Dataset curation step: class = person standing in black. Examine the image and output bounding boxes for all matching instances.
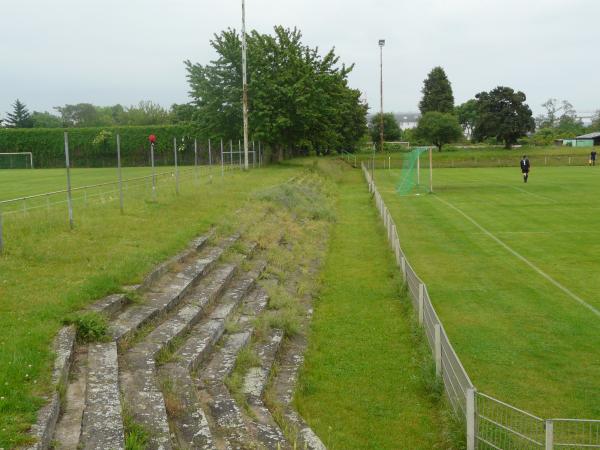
[590,150,597,166]
[520,155,530,183]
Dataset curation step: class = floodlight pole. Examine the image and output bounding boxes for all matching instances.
[241,0,249,171]
[379,39,385,154]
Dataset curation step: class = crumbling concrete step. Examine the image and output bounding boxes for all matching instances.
[109,241,234,343]
[242,329,288,449]
[53,348,87,450]
[269,335,326,450]
[172,261,266,373]
[81,342,125,450]
[195,288,270,448]
[138,234,210,292]
[120,264,237,450]
[161,262,266,449]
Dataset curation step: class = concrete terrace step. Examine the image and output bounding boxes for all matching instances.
[109,236,238,344]
[196,288,270,449]
[80,342,125,450]
[242,329,288,449]
[161,261,267,449]
[120,263,238,450]
[269,334,326,450]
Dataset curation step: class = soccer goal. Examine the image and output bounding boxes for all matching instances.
[0,152,34,169]
[396,146,433,195]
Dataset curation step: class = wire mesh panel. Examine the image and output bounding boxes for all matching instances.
[476,393,545,450]
[404,262,421,304]
[440,327,474,415]
[552,419,600,449]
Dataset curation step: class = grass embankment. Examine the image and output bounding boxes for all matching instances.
[0,165,299,448]
[295,160,458,449]
[375,166,600,419]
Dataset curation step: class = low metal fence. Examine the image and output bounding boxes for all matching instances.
[359,161,599,450]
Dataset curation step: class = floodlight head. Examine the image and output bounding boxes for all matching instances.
[379,39,386,47]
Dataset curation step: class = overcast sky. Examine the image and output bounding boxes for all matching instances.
[1,0,598,118]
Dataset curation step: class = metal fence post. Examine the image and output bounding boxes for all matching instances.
[194,138,199,184]
[434,324,442,376]
[230,140,233,168]
[252,140,256,168]
[64,132,74,229]
[117,134,124,214]
[418,284,424,324]
[220,139,224,178]
[545,420,554,450]
[150,142,156,201]
[208,138,213,182]
[467,388,476,450]
[173,137,179,195]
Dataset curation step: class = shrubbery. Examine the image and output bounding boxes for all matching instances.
[0,124,206,168]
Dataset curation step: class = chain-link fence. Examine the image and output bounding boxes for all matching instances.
[359,161,600,450]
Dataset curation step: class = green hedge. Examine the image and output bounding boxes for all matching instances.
[0,125,228,168]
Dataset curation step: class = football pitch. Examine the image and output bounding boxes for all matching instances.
[375,165,600,419]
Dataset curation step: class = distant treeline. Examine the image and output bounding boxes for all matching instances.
[0,125,249,168]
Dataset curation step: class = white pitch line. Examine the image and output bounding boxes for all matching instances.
[435,195,600,319]
[508,185,556,203]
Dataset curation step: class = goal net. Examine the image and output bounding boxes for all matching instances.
[396,147,429,195]
[0,152,34,169]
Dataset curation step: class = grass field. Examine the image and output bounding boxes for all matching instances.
[0,165,299,447]
[374,164,600,419]
[348,145,598,169]
[295,160,460,449]
[0,165,212,202]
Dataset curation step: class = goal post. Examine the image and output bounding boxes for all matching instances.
[396,146,433,195]
[0,152,34,169]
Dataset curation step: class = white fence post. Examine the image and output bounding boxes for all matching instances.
[545,420,554,450]
[467,388,476,450]
[434,324,442,376]
[401,257,407,281]
[418,284,424,324]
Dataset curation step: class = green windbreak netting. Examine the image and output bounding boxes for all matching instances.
[396,147,429,195]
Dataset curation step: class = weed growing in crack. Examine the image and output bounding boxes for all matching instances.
[63,312,108,343]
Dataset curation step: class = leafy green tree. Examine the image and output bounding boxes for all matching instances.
[415,111,462,151]
[591,110,600,130]
[185,26,367,160]
[31,111,63,128]
[171,103,196,123]
[55,103,102,127]
[473,86,535,149]
[120,101,171,125]
[6,99,33,128]
[369,113,402,149]
[419,67,454,114]
[455,99,478,138]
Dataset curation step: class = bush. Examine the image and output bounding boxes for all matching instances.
[0,124,204,168]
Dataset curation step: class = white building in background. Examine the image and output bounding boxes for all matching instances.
[394,112,420,130]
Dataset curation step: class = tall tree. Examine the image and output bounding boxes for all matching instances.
[418,67,454,114]
[369,113,402,149]
[185,26,367,160]
[6,99,33,128]
[455,99,478,139]
[31,111,63,128]
[416,111,462,151]
[473,86,535,149]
